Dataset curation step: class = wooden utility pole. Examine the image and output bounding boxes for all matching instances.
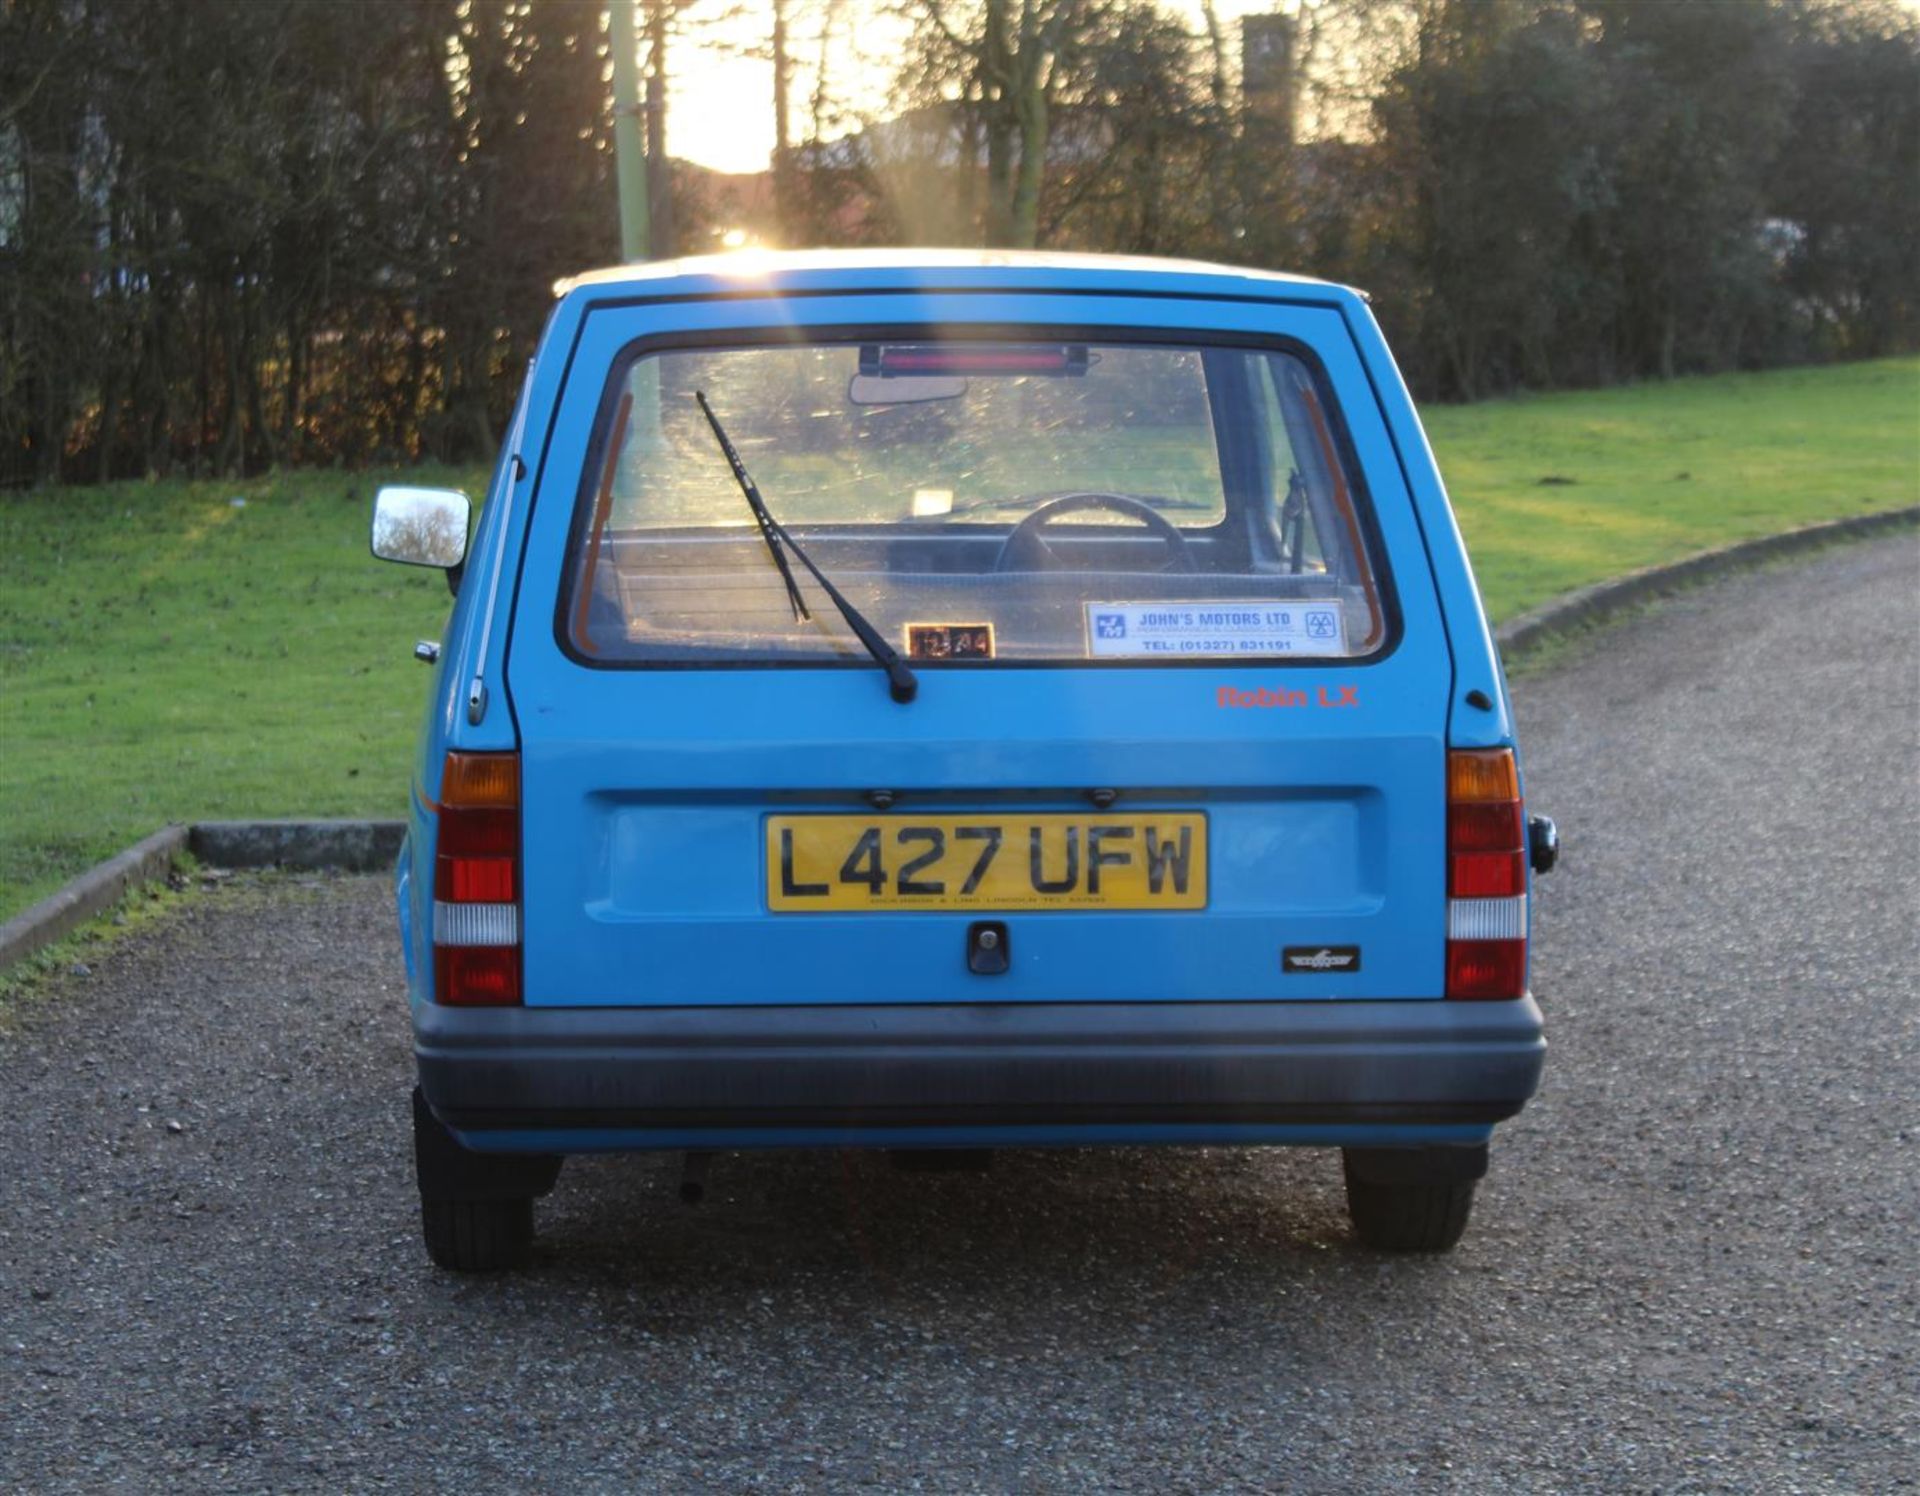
[610,0,651,260]
[772,0,794,237]
[645,3,676,258]
[773,0,793,160]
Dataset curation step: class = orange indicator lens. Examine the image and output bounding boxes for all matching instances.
[442,752,519,809]
[1448,749,1519,804]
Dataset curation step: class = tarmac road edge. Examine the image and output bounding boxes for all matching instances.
[1493,504,1918,659]
[0,824,191,973]
[1,821,407,974]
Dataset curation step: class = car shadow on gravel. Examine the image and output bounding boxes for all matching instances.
[369,1142,1496,1470]
[543,1144,1351,1275]
[409,1143,1480,1336]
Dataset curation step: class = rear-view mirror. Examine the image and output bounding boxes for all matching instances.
[371,486,471,570]
[847,373,969,406]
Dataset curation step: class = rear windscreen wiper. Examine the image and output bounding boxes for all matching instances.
[694,391,918,704]
[694,391,808,623]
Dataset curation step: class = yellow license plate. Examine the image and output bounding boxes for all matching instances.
[766,813,1207,911]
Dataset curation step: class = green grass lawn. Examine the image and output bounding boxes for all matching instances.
[1421,357,1919,619]
[2,357,1916,920]
[0,464,483,919]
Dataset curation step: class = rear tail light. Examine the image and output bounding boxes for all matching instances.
[433,751,521,1005]
[1447,748,1527,999]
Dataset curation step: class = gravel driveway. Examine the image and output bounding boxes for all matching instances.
[3,534,1915,1493]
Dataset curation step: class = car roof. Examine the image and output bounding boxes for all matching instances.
[554,249,1362,308]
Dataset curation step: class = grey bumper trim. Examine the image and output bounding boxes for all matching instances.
[416,998,1545,1133]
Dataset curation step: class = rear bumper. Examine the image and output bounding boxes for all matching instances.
[416,997,1545,1143]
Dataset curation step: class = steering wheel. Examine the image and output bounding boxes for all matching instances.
[992,492,1197,573]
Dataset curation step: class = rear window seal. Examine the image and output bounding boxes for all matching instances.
[552,321,1404,674]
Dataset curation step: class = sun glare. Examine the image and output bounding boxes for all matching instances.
[663,0,1294,176]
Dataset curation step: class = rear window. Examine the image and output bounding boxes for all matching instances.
[562,335,1390,666]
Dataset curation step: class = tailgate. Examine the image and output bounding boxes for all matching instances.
[511,662,1448,1006]
[500,287,1454,1008]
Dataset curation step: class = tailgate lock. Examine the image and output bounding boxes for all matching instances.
[967,921,1011,975]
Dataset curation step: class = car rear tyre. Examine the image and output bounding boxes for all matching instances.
[421,1196,535,1272]
[1341,1149,1478,1252]
[411,1087,560,1272]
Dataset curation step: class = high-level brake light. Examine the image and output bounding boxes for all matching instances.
[1446,748,1527,1000]
[433,751,521,1005]
[859,344,1090,378]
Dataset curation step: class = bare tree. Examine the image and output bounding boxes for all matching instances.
[900,0,1113,247]
[3,0,1915,483]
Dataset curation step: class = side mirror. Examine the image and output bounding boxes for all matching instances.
[371,486,471,571]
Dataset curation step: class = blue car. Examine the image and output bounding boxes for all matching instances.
[371,251,1556,1270]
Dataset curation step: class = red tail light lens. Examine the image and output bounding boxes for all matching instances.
[435,946,521,1006]
[1446,939,1528,1001]
[438,850,515,904]
[1446,748,1527,1000]
[435,807,518,902]
[1449,801,1523,853]
[433,751,521,1006]
[1450,851,1527,899]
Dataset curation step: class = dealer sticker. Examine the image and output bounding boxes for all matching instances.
[1086,600,1346,658]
